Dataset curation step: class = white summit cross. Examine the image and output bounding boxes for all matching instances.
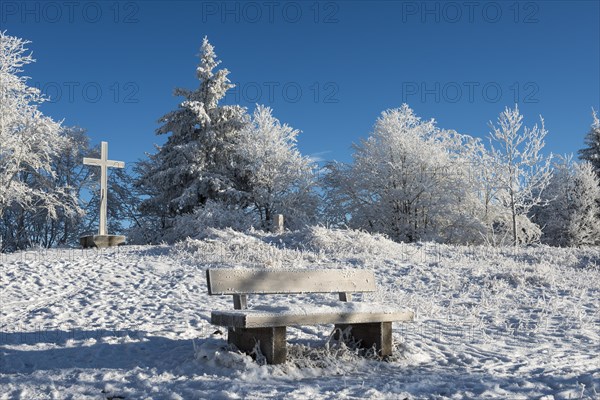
[83,141,125,236]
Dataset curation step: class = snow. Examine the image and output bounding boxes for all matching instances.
[1,227,599,399]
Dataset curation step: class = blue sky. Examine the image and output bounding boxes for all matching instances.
[3,0,599,166]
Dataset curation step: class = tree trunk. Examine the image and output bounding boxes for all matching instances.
[265,207,272,231]
[510,191,517,246]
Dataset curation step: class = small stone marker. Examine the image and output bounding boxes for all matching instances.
[80,141,126,248]
[272,214,284,234]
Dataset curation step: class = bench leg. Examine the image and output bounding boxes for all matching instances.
[228,327,287,364]
[334,322,393,357]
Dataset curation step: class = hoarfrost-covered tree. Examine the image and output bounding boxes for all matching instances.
[324,104,485,243]
[532,158,600,247]
[0,125,138,250]
[236,105,318,229]
[488,105,552,245]
[137,36,248,224]
[29,127,89,247]
[578,109,600,178]
[471,144,501,224]
[0,32,80,250]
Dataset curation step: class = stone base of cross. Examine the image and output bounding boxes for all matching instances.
[271,214,284,234]
[80,141,127,249]
[80,234,126,249]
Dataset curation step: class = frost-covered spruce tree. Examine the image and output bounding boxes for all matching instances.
[236,105,318,230]
[0,32,79,250]
[137,37,247,224]
[578,109,600,179]
[488,105,552,245]
[532,158,600,247]
[324,104,485,243]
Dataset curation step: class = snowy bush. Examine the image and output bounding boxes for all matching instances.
[532,159,600,247]
[487,213,542,246]
[323,104,486,244]
[284,226,401,258]
[236,105,319,230]
[578,108,600,178]
[169,201,256,241]
[129,200,256,244]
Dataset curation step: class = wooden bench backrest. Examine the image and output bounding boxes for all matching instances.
[206,268,376,295]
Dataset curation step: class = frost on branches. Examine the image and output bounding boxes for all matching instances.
[236,105,319,230]
[578,109,600,179]
[324,104,486,244]
[487,105,552,245]
[136,37,248,224]
[532,158,600,247]
[0,32,81,251]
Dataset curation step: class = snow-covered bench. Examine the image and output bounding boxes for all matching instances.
[206,268,414,364]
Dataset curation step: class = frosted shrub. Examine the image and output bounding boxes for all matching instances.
[532,159,600,247]
[291,226,401,258]
[171,201,256,239]
[323,104,487,245]
[487,214,542,246]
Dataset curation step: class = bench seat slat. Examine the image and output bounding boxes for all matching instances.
[211,308,414,328]
[207,269,376,295]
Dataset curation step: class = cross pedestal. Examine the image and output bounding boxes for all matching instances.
[271,214,284,234]
[80,141,126,248]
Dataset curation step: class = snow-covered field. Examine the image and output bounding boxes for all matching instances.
[1,227,599,399]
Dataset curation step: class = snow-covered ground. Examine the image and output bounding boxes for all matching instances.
[1,227,599,399]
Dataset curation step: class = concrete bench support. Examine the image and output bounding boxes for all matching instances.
[228,326,287,364]
[334,321,393,357]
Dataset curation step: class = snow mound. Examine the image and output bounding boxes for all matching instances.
[1,227,599,398]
